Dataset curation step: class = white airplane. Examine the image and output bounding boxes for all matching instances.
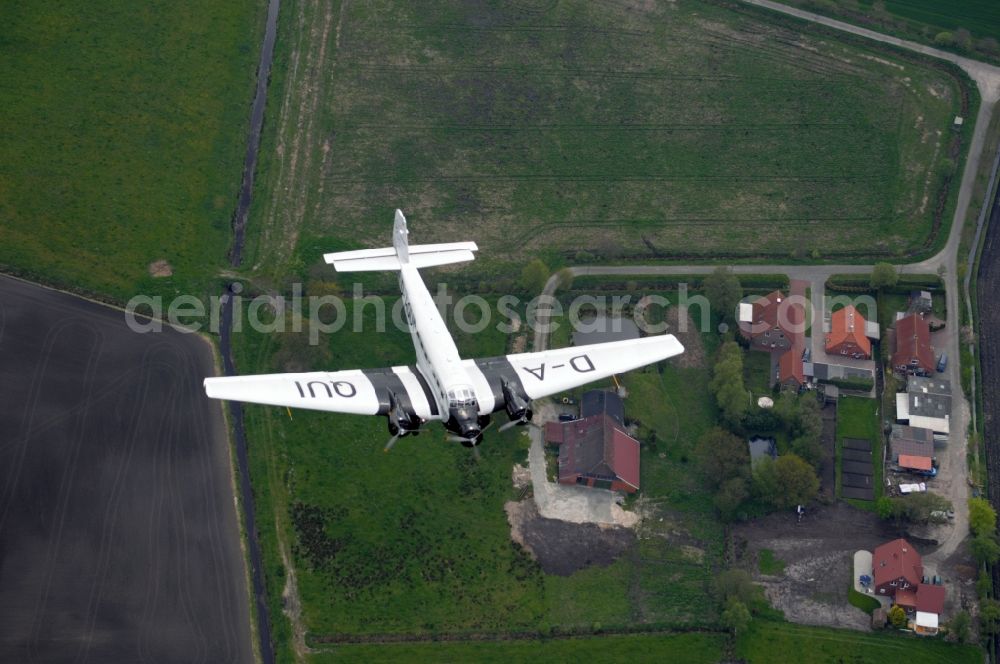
[204,210,684,448]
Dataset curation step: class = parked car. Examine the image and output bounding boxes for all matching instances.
[937,353,948,373]
[558,413,576,422]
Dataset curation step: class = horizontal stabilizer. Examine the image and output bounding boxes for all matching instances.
[325,242,478,272]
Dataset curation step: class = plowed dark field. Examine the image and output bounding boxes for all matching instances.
[0,276,251,662]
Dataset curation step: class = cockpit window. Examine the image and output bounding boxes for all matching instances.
[447,386,477,407]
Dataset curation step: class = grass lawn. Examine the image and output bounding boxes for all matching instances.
[0,0,264,300]
[245,0,966,284]
[236,294,725,660]
[310,631,726,663]
[758,549,787,575]
[836,396,883,502]
[744,350,773,396]
[736,621,983,663]
[848,587,882,615]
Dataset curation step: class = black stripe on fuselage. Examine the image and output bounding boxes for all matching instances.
[473,356,526,414]
[411,365,439,417]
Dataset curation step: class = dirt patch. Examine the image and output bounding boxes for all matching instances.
[511,463,531,490]
[731,503,895,630]
[147,259,173,277]
[280,544,312,658]
[662,306,706,368]
[728,502,979,629]
[505,499,635,576]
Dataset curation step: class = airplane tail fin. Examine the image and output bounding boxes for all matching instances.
[324,209,478,272]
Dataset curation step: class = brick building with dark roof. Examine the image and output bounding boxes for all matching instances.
[892,313,934,375]
[544,413,640,493]
[738,290,804,352]
[826,305,872,359]
[889,425,934,462]
[738,290,808,390]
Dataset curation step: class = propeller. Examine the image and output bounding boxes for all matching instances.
[384,433,401,452]
[447,419,495,447]
[498,410,536,433]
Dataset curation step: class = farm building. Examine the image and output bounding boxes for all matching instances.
[825,305,872,359]
[896,377,951,434]
[777,350,805,389]
[870,537,949,634]
[892,313,934,375]
[893,582,947,636]
[545,393,639,493]
[738,290,804,352]
[889,425,934,462]
[873,538,922,597]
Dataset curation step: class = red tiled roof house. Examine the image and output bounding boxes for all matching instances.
[873,538,922,597]
[826,305,871,359]
[892,313,934,375]
[778,350,805,389]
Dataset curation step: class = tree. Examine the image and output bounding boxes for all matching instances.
[714,477,750,521]
[979,37,1000,56]
[972,533,1000,566]
[753,454,819,510]
[695,428,751,490]
[877,492,952,525]
[870,262,898,289]
[710,342,750,426]
[704,266,742,324]
[977,570,993,599]
[981,599,1000,636]
[949,610,971,644]
[969,497,997,537]
[954,27,972,50]
[888,604,907,629]
[519,259,549,294]
[721,597,751,635]
[714,569,758,606]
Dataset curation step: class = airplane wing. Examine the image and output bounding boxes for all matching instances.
[463,334,684,411]
[203,366,440,420]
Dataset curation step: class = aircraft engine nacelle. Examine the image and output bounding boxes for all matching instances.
[502,380,532,424]
[386,394,420,437]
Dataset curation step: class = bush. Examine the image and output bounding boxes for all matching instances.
[823,376,875,392]
[934,31,954,46]
[969,497,997,537]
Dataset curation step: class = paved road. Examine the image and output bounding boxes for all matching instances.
[531,1,1000,565]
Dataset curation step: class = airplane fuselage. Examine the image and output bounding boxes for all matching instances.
[398,265,485,439]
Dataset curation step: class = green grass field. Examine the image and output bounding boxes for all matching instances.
[244,0,967,285]
[234,294,725,659]
[736,621,983,663]
[0,0,264,300]
[310,631,726,663]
